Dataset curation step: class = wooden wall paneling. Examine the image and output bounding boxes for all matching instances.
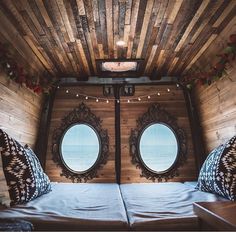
[113,0,119,59]
[192,15,236,156]
[168,0,226,75]
[0,0,235,79]
[131,0,147,59]
[120,85,197,183]
[104,0,113,58]
[136,0,154,58]
[0,71,43,149]
[0,6,44,74]
[98,0,108,58]
[46,86,116,183]
[126,0,140,58]
[176,1,235,75]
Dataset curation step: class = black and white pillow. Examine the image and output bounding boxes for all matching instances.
[0,129,51,206]
[196,135,236,201]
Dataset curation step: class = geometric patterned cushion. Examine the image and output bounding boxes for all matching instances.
[0,129,51,206]
[0,152,11,207]
[196,135,236,201]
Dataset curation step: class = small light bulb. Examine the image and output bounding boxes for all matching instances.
[66,89,69,94]
[157,92,161,96]
[138,97,141,101]
[85,96,88,100]
[106,99,109,103]
[96,98,99,102]
[57,86,60,89]
[176,83,180,88]
[116,40,126,46]
[127,99,130,103]
[76,94,79,97]
[6,63,11,68]
[167,88,170,92]
[117,100,120,103]
[147,95,151,99]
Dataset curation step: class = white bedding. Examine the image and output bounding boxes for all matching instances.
[0,183,129,231]
[0,182,227,231]
[120,182,226,230]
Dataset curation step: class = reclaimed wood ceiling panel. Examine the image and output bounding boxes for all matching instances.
[0,0,235,80]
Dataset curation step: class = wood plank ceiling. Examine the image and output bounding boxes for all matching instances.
[0,0,235,80]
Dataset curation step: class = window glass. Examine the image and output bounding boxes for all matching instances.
[61,124,100,172]
[140,123,178,173]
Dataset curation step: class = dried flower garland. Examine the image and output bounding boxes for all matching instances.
[0,42,56,94]
[181,34,236,89]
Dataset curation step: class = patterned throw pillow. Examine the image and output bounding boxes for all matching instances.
[0,152,11,207]
[196,135,236,201]
[0,129,51,206]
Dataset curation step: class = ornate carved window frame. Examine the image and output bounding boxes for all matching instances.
[130,103,187,182]
[52,103,109,182]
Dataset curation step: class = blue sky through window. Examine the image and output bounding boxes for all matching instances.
[61,124,99,172]
[140,124,178,172]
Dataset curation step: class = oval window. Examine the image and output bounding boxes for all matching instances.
[139,123,178,173]
[60,124,100,173]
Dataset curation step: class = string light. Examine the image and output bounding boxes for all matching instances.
[176,83,180,88]
[62,87,179,103]
[57,86,60,89]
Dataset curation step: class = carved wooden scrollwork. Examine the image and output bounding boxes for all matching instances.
[130,103,187,182]
[52,102,109,182]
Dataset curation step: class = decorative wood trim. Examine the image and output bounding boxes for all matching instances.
[51,102,109,182]
[129,103,187,181]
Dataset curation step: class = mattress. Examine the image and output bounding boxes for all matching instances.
[120,182,226,231]
[0,183,129,231]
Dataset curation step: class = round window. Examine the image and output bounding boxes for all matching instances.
[60,124,100,173]
[139,123,178,173]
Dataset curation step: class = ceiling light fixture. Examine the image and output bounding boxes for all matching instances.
[116,40,126,46]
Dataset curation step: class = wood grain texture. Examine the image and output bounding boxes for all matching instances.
[46,84,197,183]
[45,85,116,183]
[193,17,236,156]
[0,0,235,79]
[0,71,43,148]
[120,85,197,183]
[193,202,236,231]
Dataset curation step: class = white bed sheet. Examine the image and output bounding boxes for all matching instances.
[120,182,226,230]
[0,183,129,231]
